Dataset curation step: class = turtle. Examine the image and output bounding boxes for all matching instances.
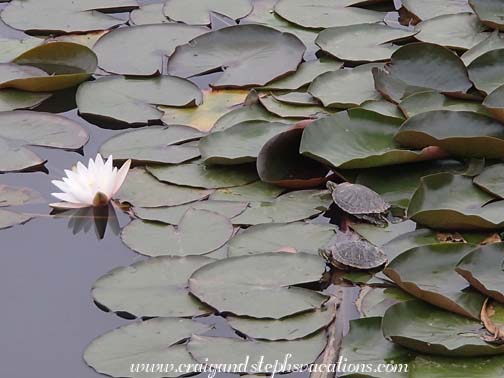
[326,181,390,225]
[319,240,388,271]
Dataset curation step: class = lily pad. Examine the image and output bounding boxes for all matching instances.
[381,228,439,262]
[117,168,212,208]
[316,23,415,62]
[383,300,504,356]
[134,201,248,225]
[161,89,248,132]
[93,24,209,75]
[456,243,504,303]
[99,126,202,164]
[0,89,51,112]
[384,243,485,319]
[0,185,42,207]
[168,24,305,88]
[408,173,504,230]
[1,0,137,34]
[309,64,382,108]
[129,3,170,25]
[0,209,32,230]
[199,121,292,164]
[414,14,489,50]
[474,164,504,198]
[300,108,445,169]
[272,92,320,106]
[231,189,332,225]
[0,110,88,172]
[395,111,504,159]
[188,332,327,371]
[483,84,504,123]
[470,0,504,31]
[92,256,214,318]
[228,222,338,256]
[273,0,384,29]
[121,209,234,257]
[163,0,252,25]
[227,307,335,341]
[356,286,414,318]
[259,96,334,119]
[76,75,202,126]
[351,220,417,246]
[401,0,473,21]
[209,180,284,202]
[0,36,43,62]
[468,48,504,95]
[462,31,504,65]
[410,355,504,378]
[188,252,328,318]
[84,318,209,378]
[360,99,405,120]
[147,161,258,189]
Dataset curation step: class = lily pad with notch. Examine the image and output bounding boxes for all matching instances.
[163,0,253,25]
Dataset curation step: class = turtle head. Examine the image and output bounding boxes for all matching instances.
[326,181,338,192]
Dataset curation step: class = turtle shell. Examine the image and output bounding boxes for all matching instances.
[330,240,388,270]
[331,182,389,215]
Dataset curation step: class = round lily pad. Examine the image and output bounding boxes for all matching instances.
[470,0,504,31]
[473,164,504,198]
[0,185,42,207]
[209,180,285,202]
[163,0,253,25]
[0,36,43,62]
[258,95,333,119]
[129,3,169,25]
[401,0,473,21]
[483,84,504,123]
[462,31,504,65]
[410,355,504,378]
[356,286,414,318]
[381,228,439,262]
[468,48,504,95]
[0,209,32,230]
[0,89,51,112]
[188,252,328,318]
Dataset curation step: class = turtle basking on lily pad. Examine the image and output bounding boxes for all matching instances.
[319,240,388,271]
[326,181,390,225]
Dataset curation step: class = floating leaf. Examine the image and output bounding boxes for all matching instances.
[231,189,331,225]
[360,99,405,120]
[272,92,319,106]
[316,24,415,62]
[228,222,338,256]
[209,180,284,202]
[117,168,212,208]
[259,96,334,119]
[168,24,305,88]
[0,89,51,112]
[0,110,88,172]
[92,256,214,318]
[0,36,42,62]
[468,49,504,95]
[309,64,382,108]
[189,252,328,318]
[76,76,202,126]
[384,243,485,319]
[351,220,417,246]
[396,111,504,159]
[410,355,504,378]
[300,108,445,169]
[1,0,137,34]
[381,228,439,262]
[129,3,169,25]
[401,0,473,21]
[200,121,291,164]
[0,209,32,230]
[93,24,209,75]
[163,0,252,25]
[147,161,258,189]
[462,31,504,65]
[122,209,233,257]
[474,164,504,198]
[414,14,489,50]
[188,332,327,371]
[383,300,504,356]
[456,244,504,303]
[273,0,384,29]
[356,286,414,318]
[483,84,504,123]
[99,126,202,165]
[84,318,209,378]
[470,0,504,31]
[0,185,42,207]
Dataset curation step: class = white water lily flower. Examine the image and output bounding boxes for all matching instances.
[50,154,131,209]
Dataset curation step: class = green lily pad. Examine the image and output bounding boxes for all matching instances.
[456,243,504,303]
[200,121,292,164]
[356,286,414,318]
[1,0,137,34]
[414,13,489,50]
[259,59,343,91]
[339,317,413,378]
[163,0,252,25]
[401,0,473,21]
[92,256,214,318]
[383,300,504,356]
[381,228,439,262]
[93,24,209,75]
[0,209,32,230]
[228,222,338,256]
[227,306,335,341]
[189,252,328,318]
[134,201,248,225]
[351,220,417,246]
[360,99,405,120]
[129,3,169,25]
[99,125,202,165]
[0,36,43,62]
[122,209,234,257]
[316,23,415,62]
[76,75,202,126]
[231,189,332,225]
[410,355,504,378]
[309,64,382,108]
[117,168,213,208]
[188,332,327,371]
[0,89,51,112]
[167,24,305,88]
[474,164,504,198]
[399,91,490,118]
[147,161,258,189]
[462,31,504,65]
[483,84,504,123]
[273,0,384,29]
[0,110,88,172]
[258,95,334,119]
[272,92,319,106]
[300,108,444,169]
[84,318,209,378]
[209,180,285,202]
[395,111,504,159]
[0,185,42,207]
[468,48,504,95]
[384,243,485,319]
[470,0,504,31]
[373,42,472,103]
[408,173,504,230]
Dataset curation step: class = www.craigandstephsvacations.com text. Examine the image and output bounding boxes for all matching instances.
[130,354,408,377]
